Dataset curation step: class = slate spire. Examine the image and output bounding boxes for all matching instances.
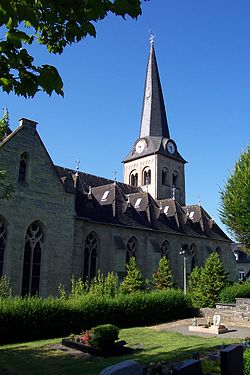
[139,40,170,139]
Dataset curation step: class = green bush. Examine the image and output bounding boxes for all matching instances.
[219,282,250,303]
[0,289,194,344]
[90,324,119,349]
[244,347,250,375]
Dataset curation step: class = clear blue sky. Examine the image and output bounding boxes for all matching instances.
[1,0,250,238]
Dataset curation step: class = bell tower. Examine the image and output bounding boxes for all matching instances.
[123,36,187,205]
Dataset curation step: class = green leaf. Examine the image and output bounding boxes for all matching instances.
[37,65,63,96]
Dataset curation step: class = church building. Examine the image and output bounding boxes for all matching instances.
[0,41,236,297]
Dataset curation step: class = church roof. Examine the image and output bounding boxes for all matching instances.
[56,166,230,242]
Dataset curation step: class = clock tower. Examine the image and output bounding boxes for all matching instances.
[123,38,186,205]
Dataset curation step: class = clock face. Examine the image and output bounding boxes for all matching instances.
[136,140,146,153]
[167,141,175,154]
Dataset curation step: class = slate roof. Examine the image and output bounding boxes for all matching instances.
[55,166,231,241]
[123,44,186,164]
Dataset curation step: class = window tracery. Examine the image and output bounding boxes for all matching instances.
[22,221,44,296]
[83,232,98,282]
[126,236,138,263]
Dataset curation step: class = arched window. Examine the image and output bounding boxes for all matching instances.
[126,236,138,263]
[172,171,178,188]
[22,221,44,296]
[160,240,169,258]
[130,170,138,187]
[190,244,197,271]
[83,232,98,282]
[162,168,168,186]
[0,218,7,277]
[143,167,151,185]
[18,152,29,182]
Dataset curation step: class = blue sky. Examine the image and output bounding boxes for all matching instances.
[1,0,250,238]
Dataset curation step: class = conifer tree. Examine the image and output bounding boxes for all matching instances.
[0,108,13,200]
[152,256,173,290]
[120,257,144,293]
[188,252,227,307]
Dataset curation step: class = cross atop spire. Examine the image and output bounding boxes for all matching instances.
[149,31,155,46]
[139,40,170,139]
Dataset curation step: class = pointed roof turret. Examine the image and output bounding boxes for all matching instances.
[139,37,170,139]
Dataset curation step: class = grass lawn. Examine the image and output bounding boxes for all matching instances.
[0,327,243,375]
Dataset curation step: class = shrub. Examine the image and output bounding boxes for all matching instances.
[152,256,173,290]
[0,289,193,344]
[244,347,250,375]
[219,282,250,303]
[0,276,12,298]
[120,257,144,293]
[90,324,119,350]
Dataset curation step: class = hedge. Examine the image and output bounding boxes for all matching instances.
[219,282,250,303]
[0,289,194,344]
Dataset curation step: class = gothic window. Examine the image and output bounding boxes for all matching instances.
[162,168,168,186]
[22,221,44,296]
[143,167,151,185]
[0,218,7,277]
[160,240,169,258]
[126,236,138,263]
[172,171,179,188]
[190,244,197,271]
[130,170,138,187]
[18,152,29,182]
[83,232,98,282]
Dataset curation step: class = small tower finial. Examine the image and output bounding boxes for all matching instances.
[75,156,80,177]
[197,194,201,206]
[149,30,155,46]
[112,170,117,181]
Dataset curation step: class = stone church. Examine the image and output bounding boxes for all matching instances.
[0,42,236,297]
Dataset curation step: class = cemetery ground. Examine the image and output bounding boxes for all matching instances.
[0,319,248,375]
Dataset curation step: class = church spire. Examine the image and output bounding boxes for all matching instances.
[139,37,170,139]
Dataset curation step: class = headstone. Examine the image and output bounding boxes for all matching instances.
[213,314,221,326]
[99,360,144,375]
[220,345,244,375]
[171,359,202,375]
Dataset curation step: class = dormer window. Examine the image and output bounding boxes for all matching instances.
[101,191,109,201]
[18,152,29,182]
[135,198,142,208]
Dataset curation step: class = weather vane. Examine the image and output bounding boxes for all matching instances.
[149,31,155,46]
[75,157,80,176]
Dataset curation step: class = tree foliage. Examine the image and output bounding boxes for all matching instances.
[120,256,144,293]
[0,108,14,199]
[152,256,173,290]
[219,145,250,250]
[0,0,146,97]
[188,252,227,307]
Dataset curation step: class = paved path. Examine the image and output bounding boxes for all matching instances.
[150,319,250,339]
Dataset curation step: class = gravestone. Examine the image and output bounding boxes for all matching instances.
[171,359,202,375]
[99,360,144,375]
[220,345,244,375]
[213,314,221,326]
